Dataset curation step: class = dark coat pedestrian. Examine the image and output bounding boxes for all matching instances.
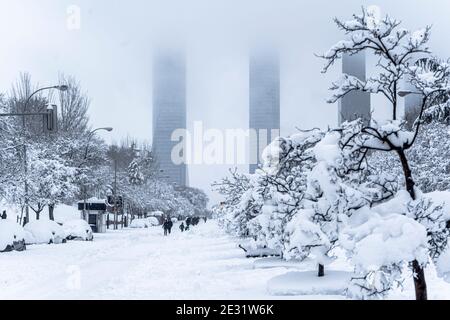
[163,220,171,236]
[179,223,185,232]
[168,220,173,234]
[1,210,6,220]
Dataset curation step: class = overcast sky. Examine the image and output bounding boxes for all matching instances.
[2,0,450,203]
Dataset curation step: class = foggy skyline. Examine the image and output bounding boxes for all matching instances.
[3,0,450,202]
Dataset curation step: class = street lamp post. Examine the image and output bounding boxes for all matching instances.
[81,127,113,220]
[22,85,68,226]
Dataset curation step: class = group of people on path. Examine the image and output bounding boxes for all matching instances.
[162,216,208,236]
[179,216,207,232]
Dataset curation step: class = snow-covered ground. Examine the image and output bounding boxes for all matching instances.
[1,220,449,300]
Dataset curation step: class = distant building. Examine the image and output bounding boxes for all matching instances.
[404,58,431,129]
[404,82,423,130]
[338,52,371,125]
[152,50,187,187]
[249,50,281,173]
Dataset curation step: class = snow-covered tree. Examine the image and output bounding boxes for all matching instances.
[284,124,373,278]
[177,186,209,216]
[127,159,144,186]
[26,144,78,220]
[249,130,324,260]
[320,7,450,300]
[212,168,253,236]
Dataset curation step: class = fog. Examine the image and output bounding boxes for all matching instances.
[2,0,450,203]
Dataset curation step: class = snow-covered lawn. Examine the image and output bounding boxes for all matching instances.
[0,220,449,300]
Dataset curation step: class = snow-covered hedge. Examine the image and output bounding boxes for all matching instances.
[24,220,66,245]
[63,219,93,241]
[130,217,159,229]
[0,220,26,252]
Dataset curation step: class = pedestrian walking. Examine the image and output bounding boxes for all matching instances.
[179,222,185,232]
[186,217,191,228]
[163,219,170,236]
[1,210,6,220]
[168,219,173,234]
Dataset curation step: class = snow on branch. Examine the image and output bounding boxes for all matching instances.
[319,7,431,74]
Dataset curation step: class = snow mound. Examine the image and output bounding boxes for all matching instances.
[267,271,351,296]
[253,257,309,270]
[130,217,159,229]
[0,220,26,252]
[24,220,66,245]
[238,245,281,258]
[63,219,93,241]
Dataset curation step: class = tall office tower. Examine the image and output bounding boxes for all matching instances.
[152,50,187,187]
[404,57,429,129]
[249,50,281,174]
[338,52,371,125]
[404,82,423,130]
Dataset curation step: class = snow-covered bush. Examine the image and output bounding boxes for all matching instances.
[63,219,93,241]
[0,220,26,252]
[24,220,66,245]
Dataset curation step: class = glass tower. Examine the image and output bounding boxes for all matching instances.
[249,50,281,174]
[338,52,371,125]
[152,50,187,187]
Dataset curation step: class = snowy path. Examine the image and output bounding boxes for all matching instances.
[1,220,449,300]
[0,221,303,300]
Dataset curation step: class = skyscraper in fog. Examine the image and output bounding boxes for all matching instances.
[249,50,280,174]
[152,50,187,187]
[404,57,429,129]
[339,52,371,125]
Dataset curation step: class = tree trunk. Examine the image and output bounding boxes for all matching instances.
[36,211,40,220]
[412,259,428,300]
[396,149,416,200]
[48,204,55,221]
[396,149,427,300]
[318,264,325,277]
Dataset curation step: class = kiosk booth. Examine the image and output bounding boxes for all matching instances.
[78,198,107,233]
